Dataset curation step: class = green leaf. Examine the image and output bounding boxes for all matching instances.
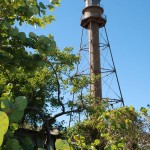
[26,0,31,6]
[1,99,13,114]
[94,139,100,146]
[73,135,79,141]
[5,129,14,139]
[22,136,34,150]
[42,15,55,24]
[29,32,37,39]
[0,111,9,135]
[111,145,116,150]
[125,119,132,125]
[48,5,55,12]
[40,22,45,28]
[15,96,27,110]
[56,139,71,150]
[140,107,148,116]
[18,32,26,41]
[50,0,61,7]
[129,105,134,111]
[38,35,46,42]
[9,27,19,36]
[31,6,39,15]
[0,134,4,147]
[39,2,46,9]
[9,110,24,123]
[117,143,124,148]
[5,139,21,150]
[3,21,11,29]
[10,123,19,131]
[0,111,9,146]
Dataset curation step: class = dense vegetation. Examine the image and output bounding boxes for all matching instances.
[67,104,150,149]
[0,0,82,149]
[0,0,150,150]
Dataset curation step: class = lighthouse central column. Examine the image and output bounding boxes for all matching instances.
[88,22,102,101]
[81,0,106,103]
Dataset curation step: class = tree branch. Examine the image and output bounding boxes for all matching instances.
[48,108,83,123]
[45,59,65,112]
[26,106,83,123]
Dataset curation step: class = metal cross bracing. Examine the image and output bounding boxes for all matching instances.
[76,25,124,107]
[68,26,124,127]
[75,0,125,108]
[68,0,125,126]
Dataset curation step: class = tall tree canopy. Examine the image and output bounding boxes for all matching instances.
[0,0,88,149]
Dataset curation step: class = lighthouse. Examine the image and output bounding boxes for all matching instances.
[81,0,106,102]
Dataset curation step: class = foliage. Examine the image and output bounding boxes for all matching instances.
[67,103,150,150]
[0,96,27,149]
[55,139,73,150]
[0,111,9,146]
[0,0,89,149]
[1,96,27,123]
[1,0,149,150]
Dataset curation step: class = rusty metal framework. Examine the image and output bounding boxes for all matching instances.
[76,0,124,106]
[76,26,124,107]
[68,0,124,126]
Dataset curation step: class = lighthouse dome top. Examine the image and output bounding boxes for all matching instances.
[84,0,101,7]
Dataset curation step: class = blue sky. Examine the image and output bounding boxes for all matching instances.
[22,0,150,109]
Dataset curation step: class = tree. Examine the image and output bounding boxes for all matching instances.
[0,0,87,149]
[67,102,150,150]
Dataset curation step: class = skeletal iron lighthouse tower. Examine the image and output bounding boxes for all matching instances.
[81,0,106,101]
[77,0,124,106]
